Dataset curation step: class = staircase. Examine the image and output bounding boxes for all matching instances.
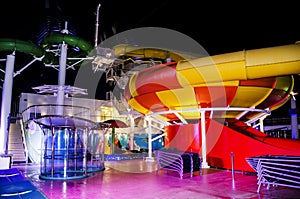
[7,119,28,164]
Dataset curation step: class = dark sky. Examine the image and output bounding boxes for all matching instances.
[1,0,300,54]
[0,0,299,117]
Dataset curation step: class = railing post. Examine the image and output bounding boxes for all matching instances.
[231,152,236,190]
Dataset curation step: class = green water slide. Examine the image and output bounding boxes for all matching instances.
[0,33,94,65]
[41,32,93,52]
[0,38,51,63]
[0,33,95,163]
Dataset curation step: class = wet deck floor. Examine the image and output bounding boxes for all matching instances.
[12,159,300,199]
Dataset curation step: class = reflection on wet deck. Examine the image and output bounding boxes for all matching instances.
[11,159,300,199]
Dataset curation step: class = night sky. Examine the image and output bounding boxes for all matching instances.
[0,0,299,117]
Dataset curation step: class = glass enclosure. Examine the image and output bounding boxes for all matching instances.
[34,115,101,180]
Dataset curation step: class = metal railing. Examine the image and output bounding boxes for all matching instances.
[246,156,300,192]
[21,104,90,122]
[155,149,201,179]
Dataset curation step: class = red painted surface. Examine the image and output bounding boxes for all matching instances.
[134,63,180,95]
[239,77,276,88]
[134,92,169,112]
[124,62,297,173]
[194,86,238,107]
[165,119,300,172]
[165,123,200,152]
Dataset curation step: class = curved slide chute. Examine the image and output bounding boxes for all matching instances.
[0,38,51,63]
[40,32,93,53]
[165,119,300,172]
[125,42,300,172]
[124,42,300,121]
[0,33,94,163]
[0,38,45,56]
[0,33,94,66]
[40,32,94,66]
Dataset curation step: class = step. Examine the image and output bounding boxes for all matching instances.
[11,153,26,158]
[8,132,23,136]
[8,150,26,154]
[8,137,23,142]
[8,143,24,148]
[8,121,27,164]
[9,126,22,131]
[8,147,25,153]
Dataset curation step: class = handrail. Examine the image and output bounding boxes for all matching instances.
[19,118,28,164]
[247,156,300,192]
[155,149,200,179]
[21,104,90,122]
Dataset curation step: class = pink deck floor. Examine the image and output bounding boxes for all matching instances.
[12,159,300,199]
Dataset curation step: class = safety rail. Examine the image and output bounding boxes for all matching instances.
[246,155,300,193]
[155,149,201,179]
[21,104,90,122]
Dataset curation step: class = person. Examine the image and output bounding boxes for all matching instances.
[114,137,122,149]
[114,137,122,154]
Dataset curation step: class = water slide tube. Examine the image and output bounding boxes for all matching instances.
[0,38,50,62]
[112,44,201,61]
[0,33,93,163]
[40,32,93,53]
[124,42,300,121]
[164,119,300,172]
[40,32,94,66]
[123,42,300,171]
[0,33,93,65]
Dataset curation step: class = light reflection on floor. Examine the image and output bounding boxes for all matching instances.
[12,159,300,199]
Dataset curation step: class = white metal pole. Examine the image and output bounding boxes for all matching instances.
[101,129,105,163]
[94,4,101,48]
[129,114,134,150]
[0,54,15,154]
[291,95,299,139]
[259,117,265,132]
[56,43,68,115]
[146,117,154,162]
[200,110,209,168]
[231,152,236,190]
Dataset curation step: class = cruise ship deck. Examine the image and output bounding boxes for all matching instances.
[9,158,300,199]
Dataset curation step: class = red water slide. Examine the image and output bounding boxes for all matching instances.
[165,119,300,172]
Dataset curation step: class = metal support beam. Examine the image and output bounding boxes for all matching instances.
[0,53,15,154]
[173,112,188,124]
[56,43,68,115]
[146,117,154,162]
[200,110,210,168]
[129,114,134,150]
[151,132,166,142]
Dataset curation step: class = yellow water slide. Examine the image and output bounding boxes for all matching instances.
[176,42,300,85]
[123,42,300,121]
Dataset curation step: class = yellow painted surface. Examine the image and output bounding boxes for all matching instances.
[128,98,151,115]
[156,87,198,110]
[230,86,273,108]
[128,73,139,97]
[124,42,300,120]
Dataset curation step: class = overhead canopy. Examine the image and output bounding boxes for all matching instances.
[103,119,128,128]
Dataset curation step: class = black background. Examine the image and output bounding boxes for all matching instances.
[0,0,299,117]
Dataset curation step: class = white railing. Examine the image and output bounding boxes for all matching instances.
[246,156,300,192]
[21,104,90,122]
[155,149,201,179]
